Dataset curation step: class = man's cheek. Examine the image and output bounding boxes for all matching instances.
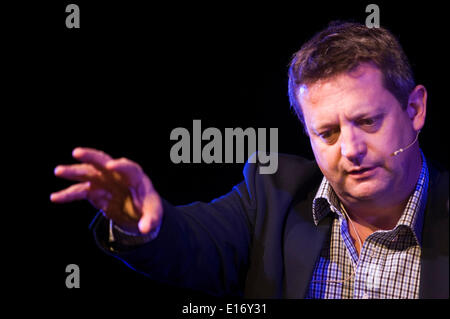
[317,158,337,181]
[382,158,398,175]
[311,141,326,162]
[319,148,339,169]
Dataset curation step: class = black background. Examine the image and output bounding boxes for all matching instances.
[10,0,448,315]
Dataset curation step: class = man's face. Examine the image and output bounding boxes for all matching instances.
[298,63,419,206]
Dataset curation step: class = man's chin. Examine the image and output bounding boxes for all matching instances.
[342,180,388,202]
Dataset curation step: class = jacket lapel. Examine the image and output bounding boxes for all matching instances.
[419,163,449,298]
[283,190,333,298]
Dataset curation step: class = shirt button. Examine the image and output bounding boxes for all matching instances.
[362,293,369,299]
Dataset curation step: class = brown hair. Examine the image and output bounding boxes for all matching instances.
[288,21,416,130]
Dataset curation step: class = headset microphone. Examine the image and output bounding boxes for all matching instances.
[391,130,420,156]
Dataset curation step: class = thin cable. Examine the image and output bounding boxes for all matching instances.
[310,202,362,284]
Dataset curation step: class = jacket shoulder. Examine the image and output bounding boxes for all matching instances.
[243,152,323,196]
[427,159,449,216]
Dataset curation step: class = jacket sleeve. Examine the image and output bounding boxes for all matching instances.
[90,160,259,297]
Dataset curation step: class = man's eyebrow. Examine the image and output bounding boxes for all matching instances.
[313,110,385,132]
[347,110,385,121]
[313,122,339,133]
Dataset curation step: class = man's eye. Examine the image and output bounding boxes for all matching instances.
[318,130,338,143]
[357,115,384,132]
[320,131,332,139]
[359,118,376,126]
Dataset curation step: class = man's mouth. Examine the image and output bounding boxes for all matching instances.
[346,166,377,178]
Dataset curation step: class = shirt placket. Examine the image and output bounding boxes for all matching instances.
[334,209,360,297]
[336,208,386,299]
[353,238,385,299]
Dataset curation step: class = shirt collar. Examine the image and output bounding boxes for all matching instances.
[397,151,429,244]
[312,151,429,245]
[312,177,339,226]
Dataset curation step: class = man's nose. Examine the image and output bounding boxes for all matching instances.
[340,127,366,164]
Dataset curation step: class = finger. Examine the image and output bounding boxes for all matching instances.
[138,213,152,234]
[54,164,103,182]
[139,192,162,234]
[72,147,114,171]
[106,158,149,189]
[50,182,91,203]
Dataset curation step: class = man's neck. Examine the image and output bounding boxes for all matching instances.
[344,199,408,232]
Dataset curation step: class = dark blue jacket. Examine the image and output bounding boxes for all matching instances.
[91,154,449,298]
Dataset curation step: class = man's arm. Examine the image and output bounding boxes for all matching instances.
[52,147,258,297]
[91,182,256,296]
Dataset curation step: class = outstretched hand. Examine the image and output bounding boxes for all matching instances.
[51,147,163,235]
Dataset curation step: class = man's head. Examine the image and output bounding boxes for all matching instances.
[288,22,427,208]
[288,21,415,128]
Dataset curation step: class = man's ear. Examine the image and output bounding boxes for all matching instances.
[406,85,427,131]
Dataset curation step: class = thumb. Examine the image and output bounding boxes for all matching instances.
[138,212,152,234]
[138,193,163,235]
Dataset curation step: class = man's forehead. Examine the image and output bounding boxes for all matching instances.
[297,63,384,105]
[298,80,346,106]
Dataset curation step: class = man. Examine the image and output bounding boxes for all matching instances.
[51,22,449,298]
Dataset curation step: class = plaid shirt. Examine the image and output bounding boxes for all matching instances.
[306,152,429,299]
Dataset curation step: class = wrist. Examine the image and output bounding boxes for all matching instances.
[113,222,141,236]
[109,219,161,246]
